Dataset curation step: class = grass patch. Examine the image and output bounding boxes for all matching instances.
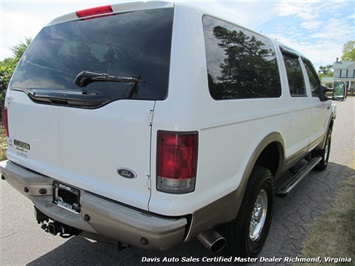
[302,174,355,265]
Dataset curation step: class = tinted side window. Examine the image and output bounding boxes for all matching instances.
[282,51,307,97]
[203,16,281,100]
[302,58,320,97]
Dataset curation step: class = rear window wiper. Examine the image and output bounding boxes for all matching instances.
[74,71,144,87]
[26,88,110,108]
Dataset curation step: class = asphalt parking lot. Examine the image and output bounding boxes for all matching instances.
[1,97,354,266]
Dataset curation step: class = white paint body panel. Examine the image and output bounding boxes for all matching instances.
[58,101,154,210]
[5,1,333,217]
[6,95,154,210]
[148,2,332,215]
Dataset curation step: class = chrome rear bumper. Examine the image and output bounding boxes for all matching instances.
[0,160,187,250]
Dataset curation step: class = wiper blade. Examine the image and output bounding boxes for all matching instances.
[26,88,109,108]
[74,71,144,87]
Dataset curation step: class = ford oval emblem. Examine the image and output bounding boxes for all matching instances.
[117,168,137,179]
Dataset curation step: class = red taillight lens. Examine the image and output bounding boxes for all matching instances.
[76,5,113,18]
[4,108,9,137]
[157,131,198,194]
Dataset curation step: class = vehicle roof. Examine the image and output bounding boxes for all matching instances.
[47,1,253,29]
[48,1,174,25]
[46,0,306,59]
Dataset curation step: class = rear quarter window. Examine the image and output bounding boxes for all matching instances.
[203,16,281,100]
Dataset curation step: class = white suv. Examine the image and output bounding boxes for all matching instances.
[1,1,336,257]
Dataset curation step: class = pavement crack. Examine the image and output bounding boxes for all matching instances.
[1,232,18,239]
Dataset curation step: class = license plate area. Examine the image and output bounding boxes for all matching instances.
[53,182,81,213]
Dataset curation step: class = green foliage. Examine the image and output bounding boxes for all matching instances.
[0,58,17,100]
[11,37,32,61]
[318,65,334,76]
[341,40,355,61]
[0,126,7,160]
[0,37,32,108]
[318,64,334,82]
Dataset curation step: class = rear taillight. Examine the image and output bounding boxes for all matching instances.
[76,5,113,18]
[4,108,9,137]
[157,131,198,194]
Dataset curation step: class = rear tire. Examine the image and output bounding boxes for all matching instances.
[220,166,273,257]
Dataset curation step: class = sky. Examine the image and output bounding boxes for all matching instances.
[1,0,354,71]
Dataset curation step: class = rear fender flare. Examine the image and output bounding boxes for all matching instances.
[186,132,285,241]
[228,132,285,219]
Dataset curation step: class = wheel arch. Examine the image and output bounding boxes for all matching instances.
[317,117,335,151]
[226,132,286,220]
[248,132,286,180]
[186,132,286,242]
[231,132,285,217]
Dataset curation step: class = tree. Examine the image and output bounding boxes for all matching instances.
[341,40,355,61]
[318,65,333,76]
[11,37,32,63]
[0,37,32,107]
[318,64,334,81]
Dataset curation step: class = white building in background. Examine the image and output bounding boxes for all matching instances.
[332,59,355,95]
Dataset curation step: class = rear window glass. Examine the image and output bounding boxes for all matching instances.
[203,16,281,100]
[10,8,173,106]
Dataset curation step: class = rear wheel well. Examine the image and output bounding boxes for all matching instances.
[255,142,283,177]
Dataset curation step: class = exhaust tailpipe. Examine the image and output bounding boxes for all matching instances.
[197,228,226,253]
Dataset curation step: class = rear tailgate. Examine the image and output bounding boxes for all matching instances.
[58,101,154,210]
[6,96,154,210]
[5,5,173,211]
